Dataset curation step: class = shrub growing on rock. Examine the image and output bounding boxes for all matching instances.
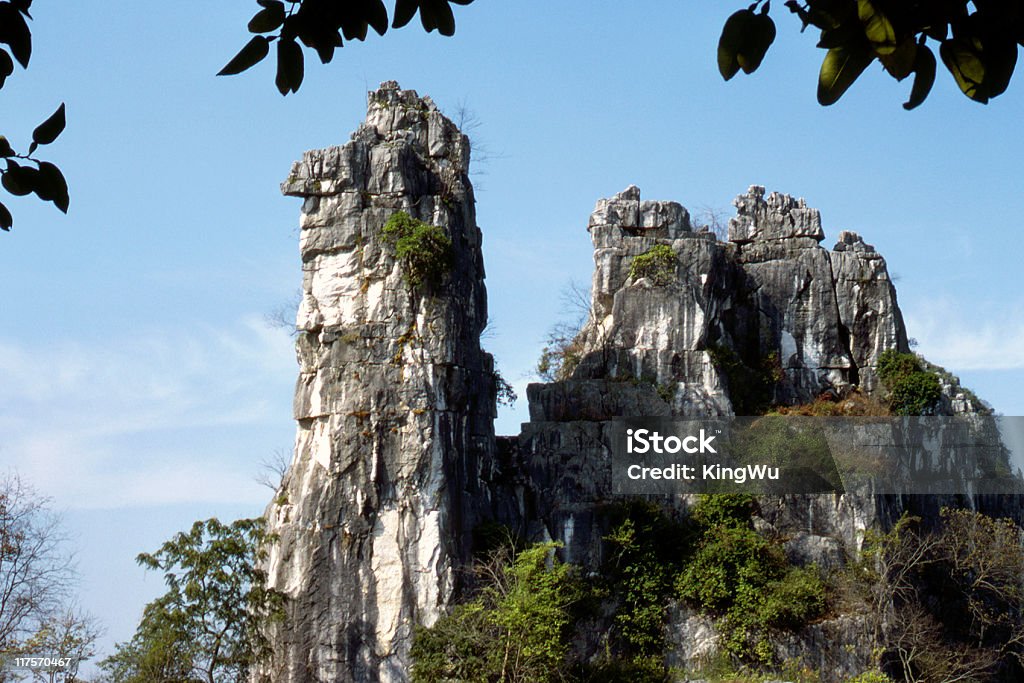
[381,211,453,289]
[876,349,941,415]
[628,244,677,286]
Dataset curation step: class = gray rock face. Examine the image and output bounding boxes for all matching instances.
[259,82,495,683]
[264,84,1002,683]
[573,184,909,413]
[728,184,824,243]
[830,230,909,392]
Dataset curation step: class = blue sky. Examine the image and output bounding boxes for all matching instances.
[2,0,1024,673]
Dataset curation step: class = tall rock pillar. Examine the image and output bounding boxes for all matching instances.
[259,82,495,683]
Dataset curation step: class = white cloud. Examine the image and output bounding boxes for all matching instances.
[905,300,1024,371]
[0,317,296,509]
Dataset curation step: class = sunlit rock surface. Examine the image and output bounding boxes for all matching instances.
[261,83,1013,683]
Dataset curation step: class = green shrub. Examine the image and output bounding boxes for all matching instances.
[410,603,494,683]
[846,671,894,683]
[757,565,827,629]
[678,496,827,664]
[381,211,453,289]
[411,542,581,683]
[677,525,786,614]
[581,654,670,683]
[603,502,693,658]
[887,370,941,415]
[876,349,921,381]
[628,244,677,286]
[690,494,757,529]
[875,349,941,415]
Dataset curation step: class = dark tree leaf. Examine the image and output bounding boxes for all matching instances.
[393,0,418,29]
[217,36,270,76]
[857,0,897,55]
[35,161,68,213]
[739,12,776,73]
[719,8,776,80]
[0,136,12,157]
[719,9,752,80]
[0,5,31,68]
[981,36,1017,98]
[0,48,12,89]
[2,161,38,196]
[0,201,11,231]
[275,37,304,95]
[340,19,369,42]
[880,37,917,80]
[903,43,936,110]
[365,0,389,35]
[818,43,873,105]
[427,0,456,36]
[11,0,31,18]
[940,38,987,102]
[31,102,65,147]
[817,21,862,49]
[248,3,285,34]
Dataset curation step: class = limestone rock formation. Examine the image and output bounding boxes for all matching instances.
[264,83,1010,683]
[259,82,496,683]
[573,184,909,414]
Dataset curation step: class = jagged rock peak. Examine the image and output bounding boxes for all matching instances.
[729,184,825,243]
[589,184,693,239]
[281,81,470,200]
[258,81,493,683]
[833,230,877,254]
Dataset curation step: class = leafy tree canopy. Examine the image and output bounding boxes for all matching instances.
[219,0,475,95]
[99,517,284,683]
[719,0,1024,108]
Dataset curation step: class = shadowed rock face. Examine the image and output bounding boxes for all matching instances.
[258,82,496,683]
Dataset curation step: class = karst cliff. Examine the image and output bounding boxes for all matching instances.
[257,82,1018,683]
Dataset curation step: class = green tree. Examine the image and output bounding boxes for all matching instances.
[411,541,582,683]
[719,0,1024,108]
[99,517,284,683]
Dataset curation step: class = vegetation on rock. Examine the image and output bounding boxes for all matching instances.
[677,495,827,664]
[410,542,582,683]
[381,211,453,290]
[876,349,941,415]
[628,244,678,287]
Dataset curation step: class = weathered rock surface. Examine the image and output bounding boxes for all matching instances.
[264,84,1012,683]
[573,185,912,415]
[258,82,496,683]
